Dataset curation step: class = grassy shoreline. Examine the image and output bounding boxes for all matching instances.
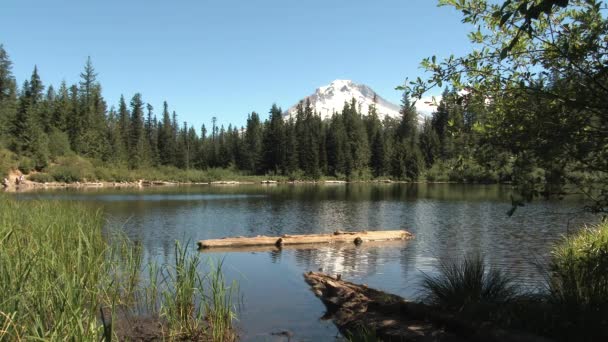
[0,196,238,341]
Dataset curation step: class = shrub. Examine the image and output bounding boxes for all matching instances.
[28,172,55,183]
[49,156,96,182]
[424,161,449,182]
[18,156,35,174]
[421,254,519,314]
[47,129,72,159]
[0,148,18,177]
[548,221,608,340]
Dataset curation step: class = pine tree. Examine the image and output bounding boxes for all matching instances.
[326,112,348,176]
[67,84,80,149]
[262,104,285,174]
[283,118,299,175]
[105,107,127,163]
[11,69,49,168]
[79,57,97,107]
[157,101,175,165]
[145,104,159,166]
[196,124,208,169]
[81,84,108,159]
[128,93,145,169]
[365,96,384,177]
[0,44,16,103]
[117,95,130,160]
[432,87,450,158]
[342,99,369,177]
[52,81,70,132]
[298,99,321,178]
[0,45,17,145]
[244,112,263,173]
[419,118,440,167]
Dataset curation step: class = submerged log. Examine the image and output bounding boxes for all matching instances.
[197,230,412,249]
[304,272,551,342]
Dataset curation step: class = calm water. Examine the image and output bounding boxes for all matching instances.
[14,184,594,341]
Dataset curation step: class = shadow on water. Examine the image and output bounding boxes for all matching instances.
[12,183,595,341]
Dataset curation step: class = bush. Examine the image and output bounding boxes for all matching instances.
[18,156,35,174]
[447,158,499,183]
[28,172,55,183]
[424,162,449,182]
[548,222,608,340]
[0,148,18,178]
[47,129,72,159]
[49,156,96,183]
[421,254,519,315]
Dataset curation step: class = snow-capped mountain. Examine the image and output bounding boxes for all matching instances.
[286,80,401,120]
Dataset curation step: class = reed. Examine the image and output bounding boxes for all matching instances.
[0,196,238,341]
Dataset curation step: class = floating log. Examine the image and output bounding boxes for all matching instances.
[199,238,411,253]
[304,272,551,342]
[197,230,412,250]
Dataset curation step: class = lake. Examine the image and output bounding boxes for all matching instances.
[14,183,594,341]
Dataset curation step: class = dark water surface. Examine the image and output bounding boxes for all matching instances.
[14,184,594,341]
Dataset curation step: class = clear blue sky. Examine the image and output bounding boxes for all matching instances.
[0,0,472,129]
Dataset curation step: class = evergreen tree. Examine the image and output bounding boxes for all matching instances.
[11,69,49,168]
[283,118,299,175]
[196,124,208,169]
[117,95,130,160]
[79,57,97,107]
[326,112,348,176]
[243,112,263,173]
[365,96,385,177]
[419,118,440,167]
[0,44,16,103]
[145,104,159,166]
[298,99,321,178]
[128,93,145,169]
[52,81,70,132]
[432,87,451,158]
[342,99,369,177]
[105,107,127,163]
[0,45,17,145]
[158,101,175,165]
[262,104,285,174]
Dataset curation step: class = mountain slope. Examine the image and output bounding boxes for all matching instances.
[285,80,401,120]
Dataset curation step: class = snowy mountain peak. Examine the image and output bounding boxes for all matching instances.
[286,79,401,120]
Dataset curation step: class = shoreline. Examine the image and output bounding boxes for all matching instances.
[0,171,478,192]
[2,177,471,193]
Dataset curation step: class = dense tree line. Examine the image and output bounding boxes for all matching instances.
[0,43,528,183]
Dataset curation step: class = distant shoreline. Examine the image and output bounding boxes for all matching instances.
[2,178,468,192]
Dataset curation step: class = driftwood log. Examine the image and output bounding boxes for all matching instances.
[197,230,412,250]
[199,239,411,253]
[304,272,552,342]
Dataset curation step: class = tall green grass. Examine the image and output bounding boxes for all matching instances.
[420,224,608,341]
[421,254,519,312]
[0,197,112,340]
[0,196,238,341]
[547,221,608,340]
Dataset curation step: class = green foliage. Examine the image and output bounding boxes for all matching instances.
[548,221,608,340]
[407,0,608,212]
[49,156,96,182]
[27,172,54,183]
[0,198,112,339]
[47,128,72,159]
[0,197,238,341]
[0,148,17,177]
[1,34,600,189]
[346,325,382,342]
[17,156,35,174]
[424,161,450,182]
